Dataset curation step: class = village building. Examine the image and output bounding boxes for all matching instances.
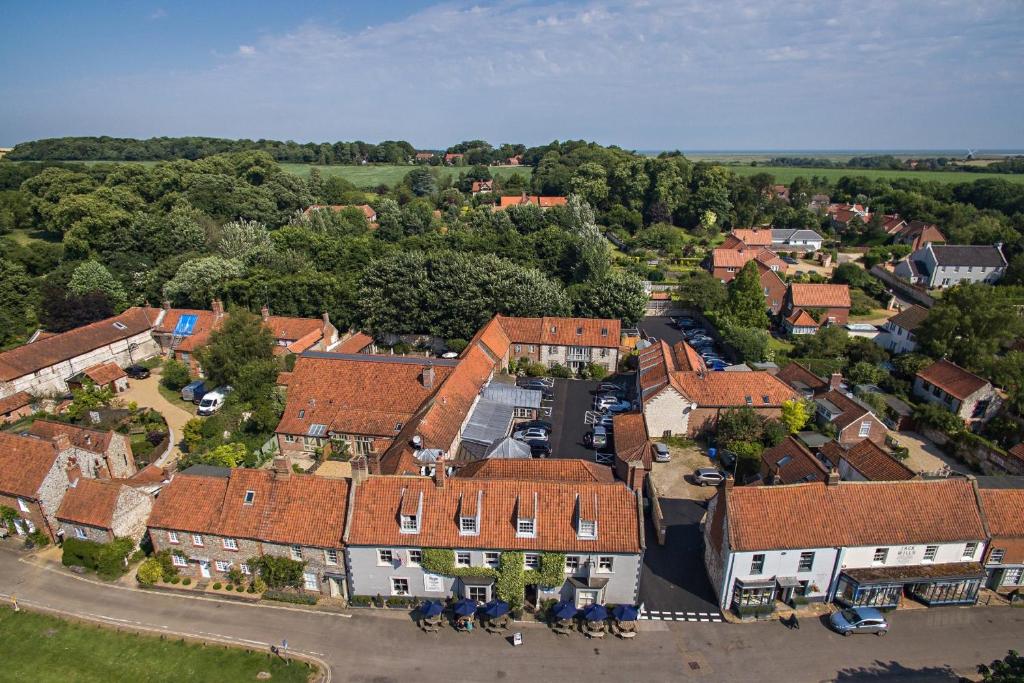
[771,229,823,252]
[55,478,153,547]
[913,360,1002,426]
[66,362,129,393]
[819,439,917,482]
[977,479,1024,594]
[496,194,568,209]
[781,283,851,333]
[877,305,929,354]
[814,389,888,446]
[343,461,644,610]
[0,391,34,424]
[28,420,137,479]
[611,413,652,491]
[759,436,830,485]
[895,244,1006,289]
[775,362,839,399]
[0,307,160,399]
[894,221,946,251]
[704,478,988,615]
[470,180,493,194]
[708,247,787,283]
[757,264,788,316]
[147,460,350,597]
[496,315,620,373]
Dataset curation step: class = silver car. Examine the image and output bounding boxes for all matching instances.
[653,443,671,463]
[829,607,889,636]
[693,467,725,486]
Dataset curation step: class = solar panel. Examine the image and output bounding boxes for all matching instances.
[173,314,198,337]
[307,424,327,437]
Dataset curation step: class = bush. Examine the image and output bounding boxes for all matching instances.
[445,338,468,354]
[263,590,318,605]
[584,362,608,380]
[161,359,192,391]
[251,577,268,593]
[349,595,372,607]
[129,549,146,564]
[548,363,573,379]
[523,361,547,377]
[386,596,414,608]
[136,558,164,585]
[170,576,181,584]
[182,577,191,586]
[213,582,222,590]
[247,584,256,594]
[26,529,50,548]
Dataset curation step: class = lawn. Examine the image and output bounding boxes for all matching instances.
[278,163,532,187]
[0,607,315,683]
[718,164,1024,185]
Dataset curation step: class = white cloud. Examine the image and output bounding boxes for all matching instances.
[237,45,256,56]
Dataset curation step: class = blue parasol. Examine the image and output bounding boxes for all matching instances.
[612,604,639,621]
[453,598,478,617]
[582,603,608,622]
[481,600,510,619]
[553,600,578,620]
[419,600,444,618]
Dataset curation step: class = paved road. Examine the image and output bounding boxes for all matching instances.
[3,549,1023,682]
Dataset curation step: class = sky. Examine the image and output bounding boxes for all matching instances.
[2,0,1023,150]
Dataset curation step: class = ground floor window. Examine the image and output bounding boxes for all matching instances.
[74,527,87,540]
[303,572,318,591]
[391,577,409,595]
[731,584,774,609]
[835,576,902,609]
[215,560,231,572]
[1003,568,1024,586]
[576,589,599,608]
[908,578,980,606]
[172,555,188,567]
[467,585,488,602]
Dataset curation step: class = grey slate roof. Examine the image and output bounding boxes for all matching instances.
[772,229,823,243]
[930,245,1006,268]
[460,399,515,446]
[481,384,542,409]
[484,437,532,459]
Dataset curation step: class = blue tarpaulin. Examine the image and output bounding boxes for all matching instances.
[419,601,444,618]
[173,314,198,337]
[453,598,477,617]
[481,600,510,619]
[612,605,639,621]
[582,604,608,622]
[553,600,578,620]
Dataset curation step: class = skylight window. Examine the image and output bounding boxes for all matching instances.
[243,490,255,505]
[112,322,127,330]
[777,455,792,467]
[762,395,771,405]
[308,424,327,437]
[744,396,753,406]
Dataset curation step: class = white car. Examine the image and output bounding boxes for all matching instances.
[197,389,227,416]
[513,428,549,442]
[595,396,619,411]
[604,400,633,414]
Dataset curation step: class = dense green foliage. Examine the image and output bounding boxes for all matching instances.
[61,537,135,580]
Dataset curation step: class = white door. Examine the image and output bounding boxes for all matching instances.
[199,560,211,578]
[328,576,342,598]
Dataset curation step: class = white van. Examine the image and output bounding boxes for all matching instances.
[197,389,227,416]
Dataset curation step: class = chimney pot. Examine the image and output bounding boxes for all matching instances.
[827,467,840,486]
[272,456,291,479]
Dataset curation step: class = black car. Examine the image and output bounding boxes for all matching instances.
[125,365,151,380]
[716,449,737,472]
[521,382,555,400]
[525,439,551,458]
[517,420,553,433]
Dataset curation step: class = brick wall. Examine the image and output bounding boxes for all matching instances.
[838,415,887,446]
[58,520,114,544]
[0,492,48,537]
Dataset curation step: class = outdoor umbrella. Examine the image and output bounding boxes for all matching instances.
[453,598,478,617]
[481,600,510,619]
[419,601,444,618]
[553,600,578,621]
[612,605,639,622]
[582,604,608,622]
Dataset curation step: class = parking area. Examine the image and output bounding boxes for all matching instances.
[637,316,729,368]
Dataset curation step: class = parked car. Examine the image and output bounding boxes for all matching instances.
[521,381,554,400]
[674,317,698,329]
[181,379,206,404]
[716,449,737,472]
[584,425,608,449]
[692,467,726,486]
[597,382,622,394]
[517,420,552,433]
[595,395,619,411]
[513,427,549,442]
[653,443,671,463]
[124,365,150,380]
[781,255,799,265]
[829,607,889,636]
[525,439,551,458]
[604,400,633,415]
[197,388,228,416]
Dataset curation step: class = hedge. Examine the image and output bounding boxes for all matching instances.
[61,537,134,580]
[263,590,318,605]
[348,595,372,607]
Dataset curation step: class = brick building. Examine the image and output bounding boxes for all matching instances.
[913,359,1002,427]
[781,283,851,330]
[28,420,137,479]
[55,478,153,546]
[814,390,888,446]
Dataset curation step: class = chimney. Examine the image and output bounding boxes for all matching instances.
[827,467,840,486]
[421,364,435,389]
[829,372,843,391]
[433,461,446,488]
[52,433,72,452]
[161,300,171,311]
[272,456,291,480]
[65,461,82,484]
[351,456,369,488]
[321,312,331,328]
[723,474,734,490]
[211,299,225,319]
[261,305,270,321]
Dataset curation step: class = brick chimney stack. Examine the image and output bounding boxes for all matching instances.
[161,300,171,311]
[52,433,72,452]
[212,298,225,319]
[827,467,840,486]
[261,305,270,321]
[351,456,369,487]
[272,456,291,480]
[433,461,446,488]
[829,373,843,391]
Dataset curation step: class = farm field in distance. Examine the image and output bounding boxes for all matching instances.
[277,163,531,187]
[718,164,1024,185]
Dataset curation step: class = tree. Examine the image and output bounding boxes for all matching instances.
[405,167,437,197]
[716,407,767,446]
[203,442,247,468]
[161,359,192,391]
[780,399,812,433]
[217,219,272,264]
[727,261,769,329]
[977,650,1024,682]
[197,308,274,392]
[39,287,115,333]
[916,284,1024,368]
[67,260,127,310]
[676,271,727,312]
[846,360,885,386]
[568,271,647,326]
[569,162,610,207]
[162,256,243,306]
[0,258,34,347]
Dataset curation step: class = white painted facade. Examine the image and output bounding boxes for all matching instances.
[641,386,693,438]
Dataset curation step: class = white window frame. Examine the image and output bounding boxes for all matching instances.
[74,527,87,540]
[303,572,318,591]
[391,577,410,596]
[597,556,614,573]
[324,548,339,566]
[408,549,422,567]
[750,554,765,575]
[484,551,500,568]
[565,555,580,573]
[243,490,255,505]
[798,552,814,572]
[578,520,597,539]
[923,545,938,562]
[215,560,231,573]
[872,547,888,564]
[191,534,203,547]
[467,585,489,602]
[524,553,540,570]
[377,549,394,566]
[17,498,30,513]
[240,563,251,575]
[517,518,536,537]
[988,549,1005,565]
[858,420,872,438]
[455,551,471,567]
[459,516,478,534]
[291,545,303,561]
[222,538,238,551]
[400,515,418,533]
[172,554,188,567]
[168,531,179,544]
[963,542,978,560]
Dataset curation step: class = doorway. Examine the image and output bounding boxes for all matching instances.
[198,560,211,579]
[327,575,344,598]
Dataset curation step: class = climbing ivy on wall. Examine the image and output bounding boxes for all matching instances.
[419,548,566,612]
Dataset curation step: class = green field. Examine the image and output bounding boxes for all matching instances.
[279,163,531,187]
[0,607,314,682]
[718,164,1024,185]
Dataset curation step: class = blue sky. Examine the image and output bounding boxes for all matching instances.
[2,0,1022,150]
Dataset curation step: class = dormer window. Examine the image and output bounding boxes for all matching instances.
[516,492,537,538]
[298,409,305,418]
[744,395,753,406]
[550,325,557,333]
[460,517,477,534]
[576,326,583,335]
[517,518,535,536]
[578,520,597,539]
[243,490,255,505]
[399,488,423,534]
[459,490,482,536]
[576,492,598,540]
[601,328,608,337]
[761,395,770,405]
[401,514,418,532]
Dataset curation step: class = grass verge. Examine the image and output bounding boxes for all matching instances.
[0,606,315,683]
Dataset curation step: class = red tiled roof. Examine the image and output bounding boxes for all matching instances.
[277,355,455,438]
[821,439,915,481]
[0,391,33,415]
[1008,444,1024,466]
[818,390,873,430]
[496,315,619,349]
[761,436,829,484]
[978,488,1024,539]
[81,362,126,386]
[264,316,323,345]
[346,476,641,553]
[148,469,350,548]
[455,460,614,483]
[776,363,827,392]
[130,463,169,484]
[468,316,512,360]
[786,308,819,328]
[0,308,158,382]
[613,413,650,467]
[789,283,851,309]
[917,360,989,400]
[672,341,706,373]
[887,305,929,332]
[0,432,59,498]
[669,372,797,408]
[415,343,496,451]
[335,332,374,354]
[729,229,773,247]
[154,308,221,335]
[497,195,568,208]
[303,204,376,220]
[28,420,114,454]
[55,478,124,529]
[723,478,986,551]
